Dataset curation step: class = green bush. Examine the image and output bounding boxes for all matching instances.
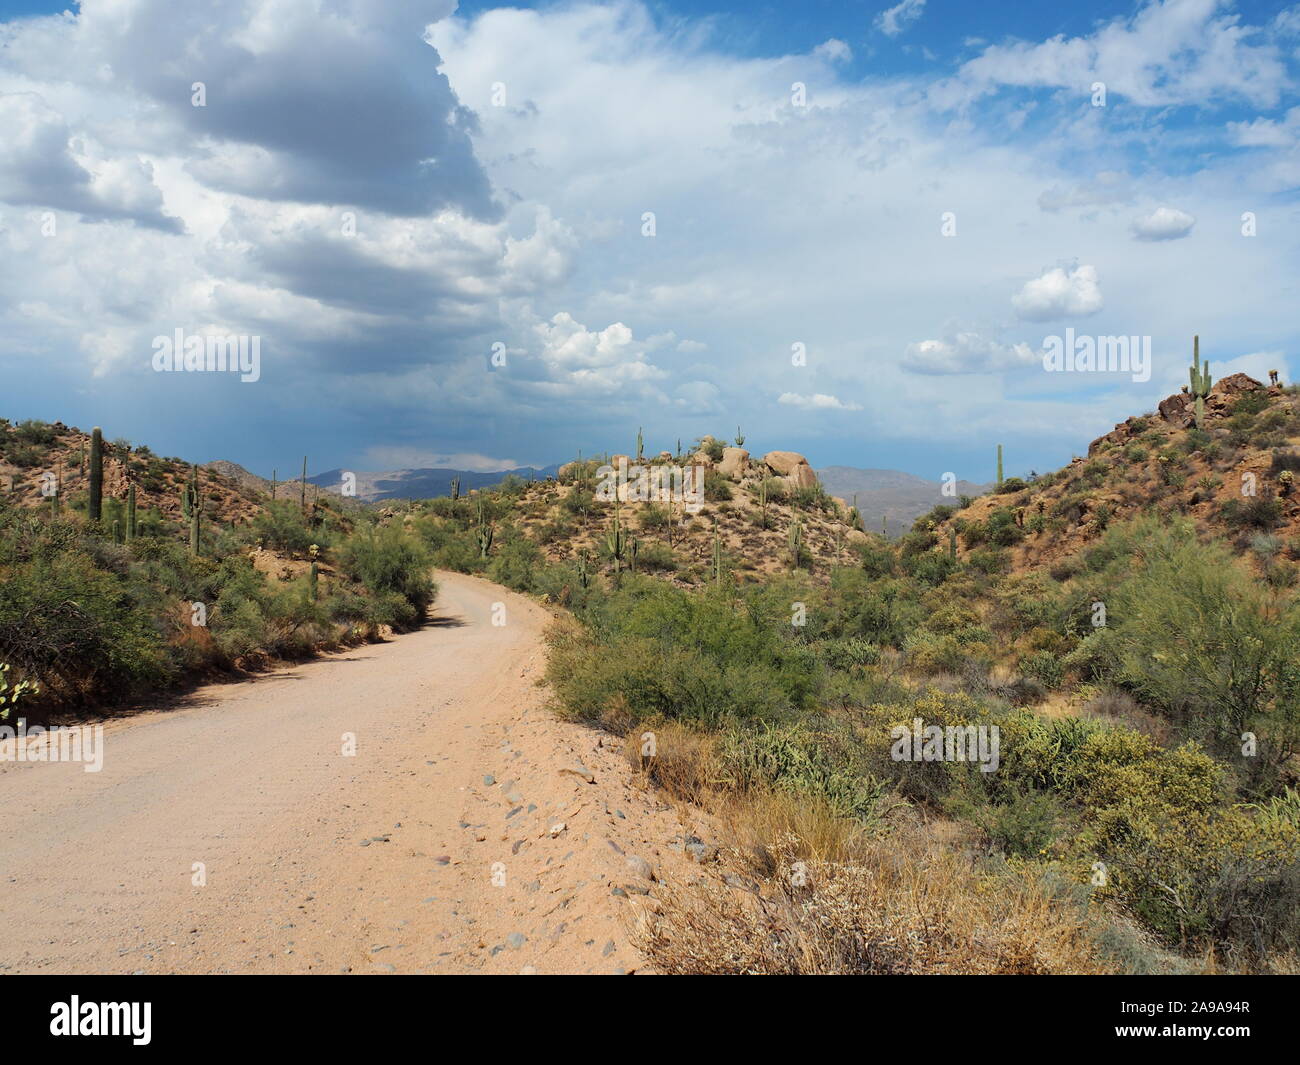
[338,525,435,626]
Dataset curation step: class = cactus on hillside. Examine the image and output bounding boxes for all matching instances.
[948,525,958,559]
[575,549,591,589]
[1189,335,1212,427]
[636,427,644,462]
[604,500,627,575]
[451,476,460,500]
[187,469,203,555]
[88,427,103,522]
[473,494,495,558]
[300,456,308,512]
[126,484,137,542]
[271,469,277,500]
[734,426,745,447]
[712,517,723,585]
[996,443,1003,489]
[788,517,803,569]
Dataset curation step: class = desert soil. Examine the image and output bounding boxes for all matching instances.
[0,571,697,975]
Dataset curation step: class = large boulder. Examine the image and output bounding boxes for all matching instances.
[763,450,808,476]
[1207,373,1266,419]
[718,446,749,481]
[1157,392,1193,429]
[782,463,818,491]
[1211,372,1264,397]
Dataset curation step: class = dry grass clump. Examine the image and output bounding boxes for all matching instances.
[637,823,1116,975]
[623,720,719,806]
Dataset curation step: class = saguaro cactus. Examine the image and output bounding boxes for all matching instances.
[636,427,644,462]
[605,500,626,575]
[949,525,958,559]
[300,456,308,513]
[996,444,1004,489]
[88,427,103,522]
[788,517,803,569]
[1189,335,1212,427]
[475,495,494,559]
[734,426,745,447]
[451,476,461,500]
[271,469,277,500]
[126,484,137,542]
[712,518,723,585]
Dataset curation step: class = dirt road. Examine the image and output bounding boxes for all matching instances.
[0,572,692,974]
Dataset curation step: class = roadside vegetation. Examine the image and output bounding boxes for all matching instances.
[413,431,1300,975]
[0,420,433,718]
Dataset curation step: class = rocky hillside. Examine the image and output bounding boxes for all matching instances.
[1,421,267,528]
[494,436,868,584]
[926,372,1300,575]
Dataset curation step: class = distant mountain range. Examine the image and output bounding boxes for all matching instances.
[308,465,562,503]
[816,467,992,537]
[210,457,988,523]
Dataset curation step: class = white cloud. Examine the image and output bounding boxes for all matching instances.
[2,0,1298,472]
[1228,106,1300,147]
[813,39,853,64]
[1131,206,1196,241]
[778,392,862,411]
[934,0,1292,110]
[1012,265,1103,321]
[903,333,1039,375]
[876,0,926,38]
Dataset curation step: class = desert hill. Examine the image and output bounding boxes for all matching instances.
[924,371,1300,577]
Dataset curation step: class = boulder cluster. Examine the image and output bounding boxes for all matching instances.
[1088,372,1273,455]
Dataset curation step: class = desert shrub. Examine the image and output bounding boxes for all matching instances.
[1021,649,1064,689]
[486,533,541,592]
[13,420,57,446]
[639,503,670,530]
[915,505,956,529]
[337,525,434,626]
[634,541,677,573]
[0,513,170,697]
[719,720,888,823]
[854,540,895,578]
[250,501,320,555]
[1270,450,1300,475]
[638,845,1117,975]
[1219,496,1284,532]
[546,581,820,729]
[702,471,732,502]
[997,477,1027,493]
[819,637,881,671]
[1102,523,1300,775]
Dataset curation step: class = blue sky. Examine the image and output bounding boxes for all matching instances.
[1,0,1298,483]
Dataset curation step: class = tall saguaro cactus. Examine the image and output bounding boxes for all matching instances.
[126,484,137,542]
[88,427,103,522]
[1189,335,1212,427]
[605,500,626,576]
[996,443,1004,490]
[788,517,803,570]
[475,494,495,559]
[712,518,723,585]
[300,456,308,513]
